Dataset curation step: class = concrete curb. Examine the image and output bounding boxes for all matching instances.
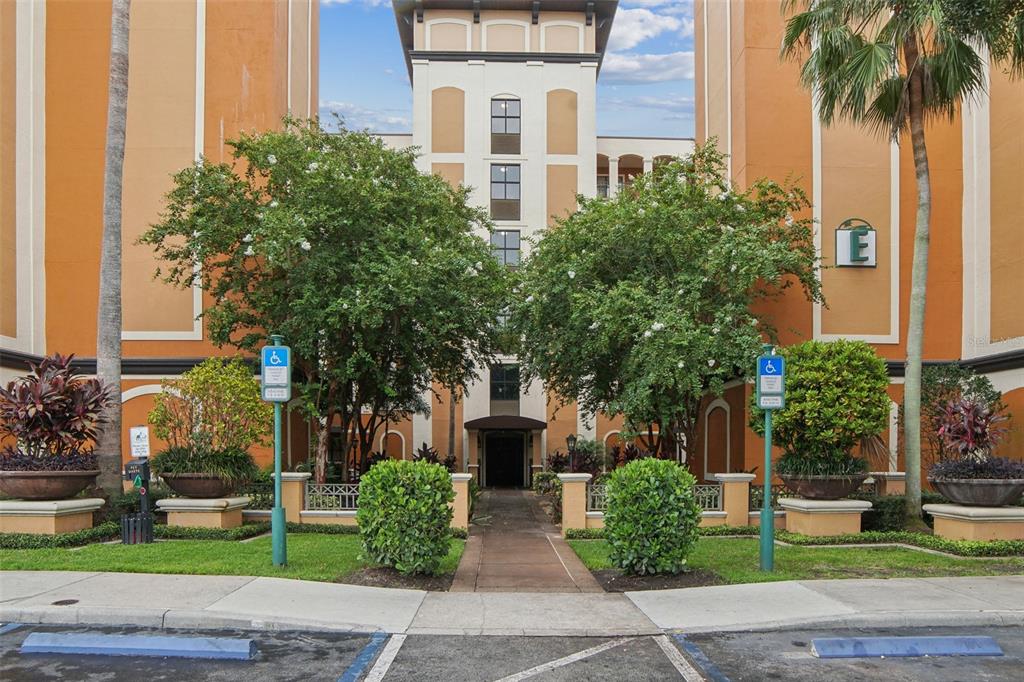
[0,605,391,634]
[668,610,1024,635]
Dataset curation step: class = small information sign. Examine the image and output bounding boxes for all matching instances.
[129,426,151,459]
[755,354,786,411]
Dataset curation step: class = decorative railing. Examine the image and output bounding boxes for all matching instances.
[749,484,785,511]
[587,483,722,512]
[306,482,360,511]
[695,484,722,511]
[858,477,878,495]
[238,478,274,510]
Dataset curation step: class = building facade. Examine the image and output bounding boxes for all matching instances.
[0,0,319,466]
[693,0,1024,480]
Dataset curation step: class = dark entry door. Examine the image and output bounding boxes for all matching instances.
[485,432,525,487]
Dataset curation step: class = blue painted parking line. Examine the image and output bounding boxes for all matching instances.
[20,632,257,660]
[338,632,389,682]
[0,623,23,635]
[811,636,1003,659]
[673,634,731,682]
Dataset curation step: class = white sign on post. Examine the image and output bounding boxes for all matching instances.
[130,426,151,459]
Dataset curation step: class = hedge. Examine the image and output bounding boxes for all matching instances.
[776,530,1024,557]
[565,525,760,541]
[0,522,120,549]
[850,492,947,532]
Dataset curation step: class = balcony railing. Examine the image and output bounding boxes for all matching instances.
[749,484,785,511]
[306,482,360,511]
[238,478,274,510]
[586,482,722,512]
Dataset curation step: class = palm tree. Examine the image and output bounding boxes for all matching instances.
[781,0,1023,524]
[95,0,131,494]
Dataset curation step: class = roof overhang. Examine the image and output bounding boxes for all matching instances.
[392,0,618,79]
[464,415,548,430]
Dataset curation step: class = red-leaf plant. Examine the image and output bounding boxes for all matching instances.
[935,397,1009,462]
[0,354,113,466]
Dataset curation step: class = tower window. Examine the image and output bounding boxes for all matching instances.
[490,364,520,401]
[490,164,521,221]
[491,98,521,154]
[491,230,520,267]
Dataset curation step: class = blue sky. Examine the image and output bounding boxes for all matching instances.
[319,0,694,138]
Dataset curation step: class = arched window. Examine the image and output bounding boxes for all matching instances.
[491,97,521,154]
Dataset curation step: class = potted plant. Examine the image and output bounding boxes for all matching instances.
[0,354,111,500]
[927,397,1023,506]
[148,357,269,498]
[751,339,890,500]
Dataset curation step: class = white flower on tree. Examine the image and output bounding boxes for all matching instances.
[300,240,312,251]
[267,154,277,165]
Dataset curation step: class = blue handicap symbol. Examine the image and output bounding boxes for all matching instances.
[263,346,289,368]
[759,356,784,376]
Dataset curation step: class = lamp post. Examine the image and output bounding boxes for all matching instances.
[566,434,577,471]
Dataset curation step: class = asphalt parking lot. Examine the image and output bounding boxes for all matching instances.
[2,623,1022,681]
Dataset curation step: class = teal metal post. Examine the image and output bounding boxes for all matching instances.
[271,334,287,567]
[759,408,775,571]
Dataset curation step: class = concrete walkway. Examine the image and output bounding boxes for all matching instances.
[450,490,601,593]
[2,572,1023,636]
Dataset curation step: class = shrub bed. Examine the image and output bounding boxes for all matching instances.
[604,458,703,575]
[0,522,120,549]
[851,492,948,532]
[776,530,1024,557]
[565,525,760,541]
[355,459,455,575]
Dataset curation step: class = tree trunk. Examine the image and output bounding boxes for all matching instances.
[314,412,331,484]
[447,385,457,464]
[95,0,131,495]
[902,33,931,526]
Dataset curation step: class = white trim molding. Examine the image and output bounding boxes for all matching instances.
[539,20,584,53]
[425,18,472,51]
[120,383,166,403]
[702,398,731,482]
[481,19,530,52]
[378,429,408,458]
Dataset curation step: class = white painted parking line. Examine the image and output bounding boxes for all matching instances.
[363,634,406,682]
[654,634,704,681]
[492,637,637,682]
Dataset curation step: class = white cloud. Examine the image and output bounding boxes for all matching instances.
[620,0,694,40]
[319,100,411,132]
[608,8,682,51]
[601,51,694,84]
[603,94,695,121]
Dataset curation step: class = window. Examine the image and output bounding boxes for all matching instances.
[491,230,520,267]
[597,175,609,198]
[491,98,521,154]
[490,164,521,220]
[490,364,520,401]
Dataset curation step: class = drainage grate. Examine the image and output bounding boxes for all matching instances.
[50,599,79,606]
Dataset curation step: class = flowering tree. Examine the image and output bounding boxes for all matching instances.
[141,119,507,481]
[510,143,822,460]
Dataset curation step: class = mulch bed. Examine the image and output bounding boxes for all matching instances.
[337,566,455,592]
[592,568,725,592]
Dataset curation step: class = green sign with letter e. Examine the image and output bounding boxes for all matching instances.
[835,217,876,267]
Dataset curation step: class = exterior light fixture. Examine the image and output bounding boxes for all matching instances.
[566,434,577,452]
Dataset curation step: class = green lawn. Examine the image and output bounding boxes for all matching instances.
[569,537,1024,584]
[0,534,464,583]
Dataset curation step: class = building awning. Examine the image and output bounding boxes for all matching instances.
[464,415,547,431]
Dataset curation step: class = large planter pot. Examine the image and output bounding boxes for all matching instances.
[159,473,235,498]
[928,478,1024,507]
[0,470,100,501]
[779,473,868,501]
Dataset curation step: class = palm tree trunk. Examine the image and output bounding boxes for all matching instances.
[447,385,457,467]
[95,0,131,495]
[902,33,930,525]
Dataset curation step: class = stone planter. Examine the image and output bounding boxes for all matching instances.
[778,473,868,501]
[928,478,1024,507]
[0,470,100,501]
[159,473,235,498]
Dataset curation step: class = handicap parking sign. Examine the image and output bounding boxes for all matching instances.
[756,354,785,410]
[261,345,292,402]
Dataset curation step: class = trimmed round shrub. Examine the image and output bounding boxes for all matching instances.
[356,459,455,575]
[604,458,702,575]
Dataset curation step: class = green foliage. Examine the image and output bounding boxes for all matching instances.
[913,364,1006,463]
[154,522,271,541]
[532,471,561,496]
[141,119,508,481]
[751,340,890,469]
[286,521,359,535]
[851,493,947,532]
[604,458,703,575]
[511,143,822,458]
[355,459,455,575]
[776,530,1024,558]
[774,451,869,477]
[564,527,606,540]
[149,357,271,452]
[0,522,120,549]
[97,485,172,524]
[150,443,259,487]
[564,524,760,541]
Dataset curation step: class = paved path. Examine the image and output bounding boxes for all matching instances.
[450,490,602,593]
[3,572,1024,636]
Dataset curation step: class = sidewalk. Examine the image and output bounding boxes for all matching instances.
[2,571,1022,636]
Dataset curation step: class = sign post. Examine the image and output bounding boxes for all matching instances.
[755,344,785,572]
[122,426,153,544]
[261,335,291,567]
